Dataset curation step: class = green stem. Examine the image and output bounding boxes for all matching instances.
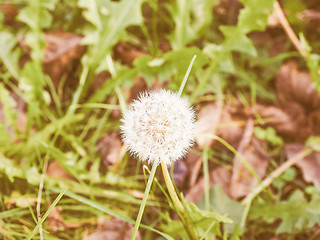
[131,163,158,240]
[202,144,210,211]
[160,161,199,240]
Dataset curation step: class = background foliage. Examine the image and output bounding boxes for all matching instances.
[0,0,320,239]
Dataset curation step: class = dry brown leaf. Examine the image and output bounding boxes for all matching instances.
[230,120,270,199]
[128,77,148,101]
[127,77,167,103]
[48,206,65,232]
[0,3,18,24]
[308,110,320,134]
[185,166,232,204]
[184,151,202,188]
[196,101,223,148]
[285,143,320,188]
[19,32,86,89]
[43,32,86,88]
[47,161,74,180]
[114,42,145,66]
[172,160,188,189]
[83,218,140,240]
[251,32,287,57]
[276,61,320,110]
[98,132,122,169]
[216,100,246,148]
[254,103,311,141]
[299,10,320,20]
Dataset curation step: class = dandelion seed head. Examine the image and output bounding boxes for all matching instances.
[120,89,196,165]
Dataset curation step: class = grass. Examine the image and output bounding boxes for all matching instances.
[1,0,320,239]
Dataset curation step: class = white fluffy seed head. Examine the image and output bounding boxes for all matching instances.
[120,89,196,166]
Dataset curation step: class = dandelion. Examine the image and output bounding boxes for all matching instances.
[120,89,196,166]
[123,55,199,240]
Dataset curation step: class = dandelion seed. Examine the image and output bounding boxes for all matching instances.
[120,89,196,165]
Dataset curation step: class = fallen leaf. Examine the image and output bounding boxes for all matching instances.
[251,32,286,57]
[186,152,202,188]
[47,161,74,180]
[172,160,188,189]
[254,103,311,141]
[98,132,122,169]
[43,32,86,88]
[276,61,320,110]
[19,32,86,89]
[308,110,320,135]
[285,143,320,188]
[230,119,270,199]
[196,101,223,148]
[48,206,65,232]
[114,42,145,66]
[299,10,320,20]
[185,166,232,204]
[216,101,246,148]
[83,218,140,240]
[128,77,148,102]
[0,3,18,24]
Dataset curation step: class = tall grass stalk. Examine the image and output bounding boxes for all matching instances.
[131,163,158,240]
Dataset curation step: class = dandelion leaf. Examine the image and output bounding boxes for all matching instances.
[250,190,320,234]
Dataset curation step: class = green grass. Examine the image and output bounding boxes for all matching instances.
[1,0,320,239]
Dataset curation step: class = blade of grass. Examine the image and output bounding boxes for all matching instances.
[131,163,158,240]
[202,144,210,211]
[199,134,261,182]
[178,55,196,97]
[48,186,174,240]
[26,188,67,240]
[66,63,89,116]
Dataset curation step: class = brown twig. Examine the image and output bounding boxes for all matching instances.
[274,0,307,56]
[242,147,312,205]
[36,158,49,240]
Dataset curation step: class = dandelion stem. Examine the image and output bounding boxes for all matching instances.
[131,163,158,240]
[160,161,199,240]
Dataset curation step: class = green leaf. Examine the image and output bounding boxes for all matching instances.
[220,26,257,56]
[203,44,235,74]
[0,154,40,184]
[80,0,147,72]
[283,0,306,25]
[306,136,320,152]
[133,47,208,88]
[307,54,320,94]
[254,126,283,146]
[238,0,275,32]
[0,83,18,131]
[0,31,20,79]
[250,190,320,233]
[161,199,232,239]
[18,6,53,29]
[0,154,23,182]
[19,62,45,120]
[0,124,12,151]
[78,0,102,30]
[167,0,218,49]
[199,185,244,233]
